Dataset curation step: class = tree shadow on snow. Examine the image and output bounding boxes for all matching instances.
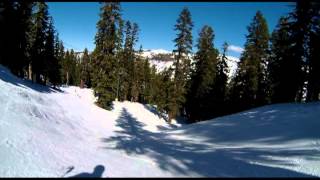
[142,104,168,120]
[70,165,105,178]
[0,66,63,93]
[100,107,319,177]
[142,104,188,130]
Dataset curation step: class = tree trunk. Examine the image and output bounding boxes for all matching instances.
[66,72,69,86]
[28,63,32,81]
[80,79,84,88]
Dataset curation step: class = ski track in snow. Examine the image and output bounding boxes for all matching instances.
[0,65,320,177]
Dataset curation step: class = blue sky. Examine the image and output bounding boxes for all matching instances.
[47,2,294,57]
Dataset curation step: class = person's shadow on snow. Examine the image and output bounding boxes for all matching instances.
[71,165,105,178]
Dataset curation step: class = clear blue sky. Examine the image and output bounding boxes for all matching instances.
[47,2,294,57]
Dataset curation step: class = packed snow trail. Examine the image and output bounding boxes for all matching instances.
[0,65,320,177]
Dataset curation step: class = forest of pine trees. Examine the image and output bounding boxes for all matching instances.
[1,1,319,124]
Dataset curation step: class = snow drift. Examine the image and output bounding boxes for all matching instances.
[0,64,319,177]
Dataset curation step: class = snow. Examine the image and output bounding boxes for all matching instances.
[149,60,174,73]
[141,49,172,59]
[225,55,240,80]
[141,49,239,78]
[1,64,320,177]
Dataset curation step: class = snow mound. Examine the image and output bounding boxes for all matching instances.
[0,64,319,177]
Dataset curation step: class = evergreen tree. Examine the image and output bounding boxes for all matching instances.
[119,21,139,101]
[154,67,176,120]
[60,49,79,86]
[269,1,315,103]
[0,1,9,65]
[52,35,63,86]
[45,18,60,87]
[268,16,294,103]
[0,1,34,78]
[185,25,219,122]
[80,48,91,88]
[121,21,133,100]
[212,42,229,117]
[129,23,140,102]
[171,7,193,122]
[230,11,270,112]
[0,1,16,69]
[306,3,320,101]
[30,2,49,84]
[92,2,122,109]
[289,1,314,102]
[148,65,159,105]
[14,2,34,78]
[141,47,152,103]
[61,50,70,85]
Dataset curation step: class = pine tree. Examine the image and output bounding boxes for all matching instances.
[14,2,34,78]
[0,1,34,78]
[129,23,140,102]
[288,1,313,102]
[60,49,79,86]
[141,47,152,103]
[185,25,219,122]
[80,48,91,88]
[155,67,175,120]
[30,2,49,84]
[57,41,65,84]
[61,50,70,85]
[269,1,315,103]
[0,1,17,70]
[306,3,320,101]
[52,34,63,86]
[148,65,159,105]
[230,11,270,111]
[45,18,60,87]
[119,21,140,101]
[115,18,124,101]
[0,1,8,65]
[122,21,133,100]
[268,16,294,103]
[212,42,229,117]
[92,2,122,110]
[171,7,193,122]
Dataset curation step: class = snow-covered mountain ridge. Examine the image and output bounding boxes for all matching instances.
[143,49,239,77]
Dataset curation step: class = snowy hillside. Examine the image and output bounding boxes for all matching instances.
[1,65,320,177]
[224,55,239,79]
[141,49,239,78]
[141,49,172,58]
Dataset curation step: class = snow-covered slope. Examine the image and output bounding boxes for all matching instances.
[141,49,239,78]
[149,60,174,73]
[141,49,172,58]
[0,65,319,177]
[225,55,239,79]
[141,49,174,73]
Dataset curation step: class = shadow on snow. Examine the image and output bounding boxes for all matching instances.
[69,165,105,178]
[100,107,319,177]
[0,65,63,93]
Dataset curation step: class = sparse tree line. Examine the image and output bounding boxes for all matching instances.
[1,1,319,124]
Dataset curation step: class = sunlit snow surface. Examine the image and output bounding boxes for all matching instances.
[0,65,319,177]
